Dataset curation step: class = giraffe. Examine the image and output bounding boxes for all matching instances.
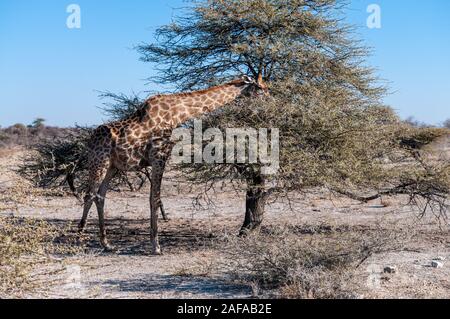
[78,75,269,254]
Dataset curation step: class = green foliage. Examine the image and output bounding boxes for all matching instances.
[138,0,380,96]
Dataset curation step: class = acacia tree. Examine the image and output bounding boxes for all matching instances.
[31,118,46,128]
[19,0,449,232]
[137,0,449,232]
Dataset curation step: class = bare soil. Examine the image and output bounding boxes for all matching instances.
[0,147,449,299]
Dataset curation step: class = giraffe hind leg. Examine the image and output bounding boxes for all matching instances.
[79,194,94,233]
[79,166,104,233]
[150,158,168,255]
[144,169,169,222]
[160,202,169,222]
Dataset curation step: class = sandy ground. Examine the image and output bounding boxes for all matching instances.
[0,147,449,299]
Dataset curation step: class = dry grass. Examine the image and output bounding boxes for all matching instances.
[0,178,66,211]
[0,216,81,298]
[220,224,412,299]
[0,147,19,159]
[171,252,220,278]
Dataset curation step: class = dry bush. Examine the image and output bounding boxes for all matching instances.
[15,93,151,196]
[221,224,411,299]
[0,217,79,297]
[16,127,151,198]
[16,127,92,193]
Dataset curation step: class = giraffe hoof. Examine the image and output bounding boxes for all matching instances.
[78,224,86,234]
[151,247,162,256]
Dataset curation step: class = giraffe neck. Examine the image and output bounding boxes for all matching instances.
[141,81,249,130]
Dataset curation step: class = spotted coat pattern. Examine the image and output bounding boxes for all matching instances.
[78,78,267,254]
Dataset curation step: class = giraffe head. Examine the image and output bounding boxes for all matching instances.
[241,74,269,97]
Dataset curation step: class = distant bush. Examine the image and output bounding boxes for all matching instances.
[0,124,73,148]
[10,123,28,134]
[404,116,432,128]
[444,119,450,129]
[30,118,46,128]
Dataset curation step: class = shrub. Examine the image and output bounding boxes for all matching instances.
[0,217,70,297]
[17,127,150,196]
[221,224,410,299]
[444,119,450,129]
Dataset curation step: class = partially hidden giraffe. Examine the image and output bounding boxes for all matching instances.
[78,75,269,254]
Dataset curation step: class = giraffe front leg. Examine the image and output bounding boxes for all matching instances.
[150,185,162,255]
[150,194,161,255]
[150,160,166,255]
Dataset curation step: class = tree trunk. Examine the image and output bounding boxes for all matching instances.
[240,173,266,236]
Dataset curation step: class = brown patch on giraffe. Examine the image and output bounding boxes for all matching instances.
[150,106,159,117]
[163,113,172,122]
[80,77,258,253]
[160,103,170,110]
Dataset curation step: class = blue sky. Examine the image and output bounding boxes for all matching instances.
[0,0,449,127]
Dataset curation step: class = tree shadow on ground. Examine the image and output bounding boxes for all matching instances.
[49,218,227,256]
[95,274,252,298]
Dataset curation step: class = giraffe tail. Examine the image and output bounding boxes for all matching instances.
[64,158,84,203]
[66,171,81,201]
